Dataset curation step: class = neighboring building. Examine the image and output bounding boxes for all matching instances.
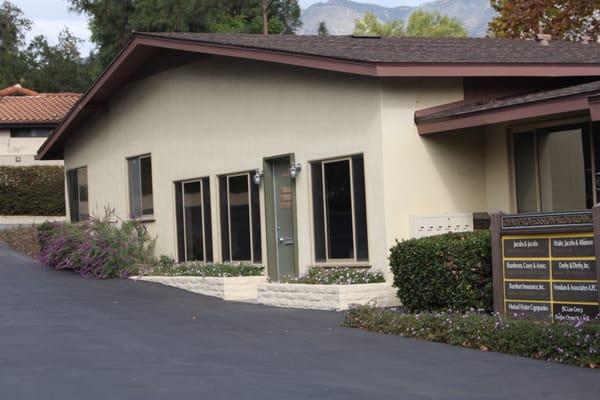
[36,33,600,279]
[0,84,79,166]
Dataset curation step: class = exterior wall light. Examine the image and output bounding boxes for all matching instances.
[253,169,263,185]
[289,163,302,178]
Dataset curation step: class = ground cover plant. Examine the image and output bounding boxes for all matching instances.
[38,209,155,279]
[344,306,600,368]
[281,267,385,285]
[0,225,40,258]
[148,257,264,277]
[390,230,492,312]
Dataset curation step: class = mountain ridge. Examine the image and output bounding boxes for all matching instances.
[299,0,495,37]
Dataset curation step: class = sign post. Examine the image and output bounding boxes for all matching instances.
[491,209,600,321]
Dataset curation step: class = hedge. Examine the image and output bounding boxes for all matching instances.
[344,306,600,368]
[0,166,65,215]
[389,230,492,313]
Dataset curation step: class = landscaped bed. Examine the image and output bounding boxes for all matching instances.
[344,306,600,368]
[0,225,41,258]
[258,267,399,311]
[131,260,266,302]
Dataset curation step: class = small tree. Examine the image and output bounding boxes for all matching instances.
[353,10,467,38]
[406,10,467,37]
[317,21,329,36]
[489,0,600,41]
[353,12,404,36]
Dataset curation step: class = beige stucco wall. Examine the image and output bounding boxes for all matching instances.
[63,55,516,275]
[379,80,491,248]
[64,57,389,273]
[0,128,62,166]
[483,123,514,213]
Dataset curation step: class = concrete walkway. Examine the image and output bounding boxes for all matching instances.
[0,244,598,399]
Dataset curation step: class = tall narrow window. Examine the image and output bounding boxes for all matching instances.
[127,154,154,218]
[219,172,261,263]
[311,155,368,262]
[66,167,89,222]
[514,132,538,213]
[175,178,212,263]
[513,124,594,212]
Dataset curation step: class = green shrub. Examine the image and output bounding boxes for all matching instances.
[344,306,600,368]
[38,209,156,278]
[281,266,385,284]
[389,230,492,313]
[148,260,264,277]
[0,166,65,215]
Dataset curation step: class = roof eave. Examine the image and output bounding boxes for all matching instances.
[415,96,593,135]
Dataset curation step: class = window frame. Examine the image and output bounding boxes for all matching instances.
[310,154,369,265]
[66,166,89,223]
[219,171,261,264]
[126,153,154,220]
[175,177,212,263]
[227,173,253,263]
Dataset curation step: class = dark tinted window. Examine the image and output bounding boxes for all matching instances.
[140,157,154,215]
[220,173,261,263]
[10,128,52,138]
[513,132,537,212]
[312,155,368,262]
[219,176,230,261]
[311,162,326,262]
[127,155,153,218]
[324,160,354,259]
[228,175,252,261]
[184,181,204,261]
[352,155,369,261]
[67,167,89,222]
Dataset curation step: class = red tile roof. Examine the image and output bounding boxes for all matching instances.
[0,92,80,126]
[0,84,39,97]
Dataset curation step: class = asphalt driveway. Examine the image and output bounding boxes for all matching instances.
[0,244,598,400]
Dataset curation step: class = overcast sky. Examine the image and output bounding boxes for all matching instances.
[12,0,430,54]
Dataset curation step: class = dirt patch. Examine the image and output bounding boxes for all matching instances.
[0,226,40,259]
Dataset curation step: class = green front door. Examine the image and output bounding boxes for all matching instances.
[272,158,296,278]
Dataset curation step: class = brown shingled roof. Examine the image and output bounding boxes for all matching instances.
[0,92,80,126]
[144,33,600,64]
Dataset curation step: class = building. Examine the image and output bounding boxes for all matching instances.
[0,84,79,166]
[36,33,600,279]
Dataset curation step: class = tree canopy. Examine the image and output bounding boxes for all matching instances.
[0,1,92,92]
[317,21,329,36]
[353,11,467,38]
[489,0,600,41]
[0,1,30,88]
[353,12,404,37]
[70,0,302,70]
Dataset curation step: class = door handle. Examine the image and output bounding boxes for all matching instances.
[278,237,294,245]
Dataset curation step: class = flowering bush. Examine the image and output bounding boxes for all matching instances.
[38,209,156,279]
[281,267,385,285]
[390,230,492,313]
[344,306,600,368]
[148,258,264,277]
